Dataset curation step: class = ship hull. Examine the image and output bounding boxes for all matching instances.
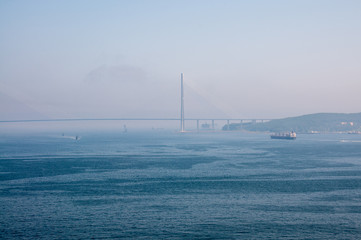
[270,135,296,140]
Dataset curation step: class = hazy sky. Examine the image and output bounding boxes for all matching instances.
[1,0,361,120]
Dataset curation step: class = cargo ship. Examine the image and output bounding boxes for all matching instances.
[270,131,296,140]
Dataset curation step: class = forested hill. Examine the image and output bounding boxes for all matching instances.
[224,113,361,133]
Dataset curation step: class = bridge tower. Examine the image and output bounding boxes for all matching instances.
[180,73,185,132]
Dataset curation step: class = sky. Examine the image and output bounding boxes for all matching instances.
[1,0,361,121]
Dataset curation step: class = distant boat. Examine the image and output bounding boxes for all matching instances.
[348,131,361,134]
[270,131,296,140]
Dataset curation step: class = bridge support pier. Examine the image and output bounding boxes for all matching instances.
[197,120,199,132]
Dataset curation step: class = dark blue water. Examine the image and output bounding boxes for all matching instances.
[1,131,361,239]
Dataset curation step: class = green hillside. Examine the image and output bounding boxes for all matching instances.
[223,113,361,133]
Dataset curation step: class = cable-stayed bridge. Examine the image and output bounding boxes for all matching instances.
[0,74,273,131]
[0,117,272,131]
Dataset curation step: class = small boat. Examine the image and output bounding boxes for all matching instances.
[348,131,361,134]
[270,131,296,140]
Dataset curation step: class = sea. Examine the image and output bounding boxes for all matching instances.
[1,130,361,239]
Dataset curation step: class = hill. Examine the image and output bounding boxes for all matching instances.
[0,92,46,121]
[223,112,361,133]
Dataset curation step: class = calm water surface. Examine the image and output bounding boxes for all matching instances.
[1,131,361,239]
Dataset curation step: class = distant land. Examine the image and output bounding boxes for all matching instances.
[0,92,46,121]
[223,112,361,133]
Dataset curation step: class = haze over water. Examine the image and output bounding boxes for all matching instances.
[2,1,361,239]
[1,131,361,239]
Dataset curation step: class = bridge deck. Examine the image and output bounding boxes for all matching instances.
[0,118,272,123]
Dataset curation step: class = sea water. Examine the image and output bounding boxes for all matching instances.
[1,130,361,239]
